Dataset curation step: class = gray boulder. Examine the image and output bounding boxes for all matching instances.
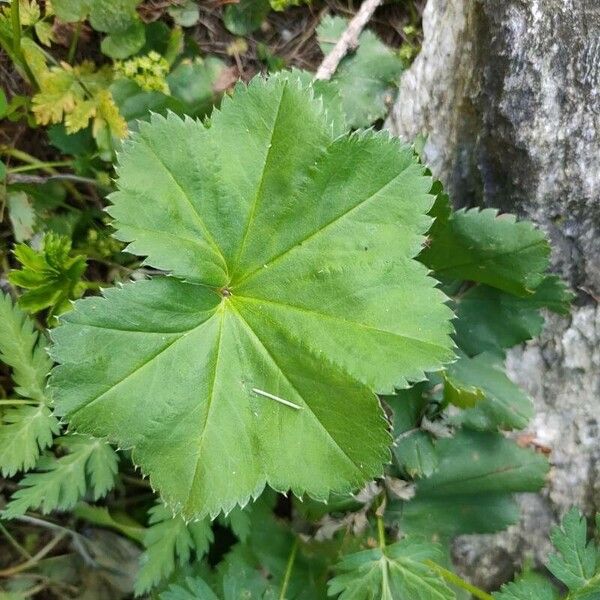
[387,0,600,588]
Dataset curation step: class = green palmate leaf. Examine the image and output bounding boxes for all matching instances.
[421,206,550,297]
[328,539,454,599]
[135,504,213,595]
[547,508,600,597]
[3,435,118,518]
[493,572,558,600]
[0,405,59,477]
[317,16,404,128]
[454,277,574,356]
[391,430,549,538]
[50,76,454,518]
[445,352,533,431]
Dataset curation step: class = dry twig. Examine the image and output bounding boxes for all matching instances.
[314,0,384,80]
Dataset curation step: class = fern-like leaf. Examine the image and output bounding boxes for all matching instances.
[135,504,214,595]
[3,434,118,518]
[493,572,558,599]
[0,293,58,475]
[547,508,600,596]
[0,405,59,477]
[0,292,50,401]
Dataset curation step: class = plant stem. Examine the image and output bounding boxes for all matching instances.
[67,21,81,64]
[425,560,494,600]
[9,0,35,87]
[7,161,74,174]
[11,0,22,62]
[279,537,299,600]
[0,532,66,577]
[0,399,39,406]
[0,522,32,560]
[377,514,386,549]
[0,147,83,203]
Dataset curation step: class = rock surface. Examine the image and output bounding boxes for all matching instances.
[387,0,600,589]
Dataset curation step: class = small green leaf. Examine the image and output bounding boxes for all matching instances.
[167,57,227,117]
[527,274,575,315]
[135,504,213,595]
[167,0,199,27]
[52,0,91,22]
[446,352,534,431]
[101,21,146,59]
[454,285,544,356]
[48,124,95,156]
[9,232,87,317]
[416,430,547,497]
[34,20,54,46]
[387,386,439,479]
[397,493,522,538]
[317,16,403,128]
[223,0,271,35]
[328,539,455,599]
[88,0,140,33]
[110,79,183,126]
[422,208,550,296]
[454,277,574,356]
[393,431,548,538]
[443,369,484,409]
[7,191,36,242]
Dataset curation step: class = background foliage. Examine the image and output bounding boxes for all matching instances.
[0,1,584,599]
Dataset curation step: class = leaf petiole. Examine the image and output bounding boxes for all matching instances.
[425,560,494,600]
[0,399,39,406]
[279,537,299,600]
